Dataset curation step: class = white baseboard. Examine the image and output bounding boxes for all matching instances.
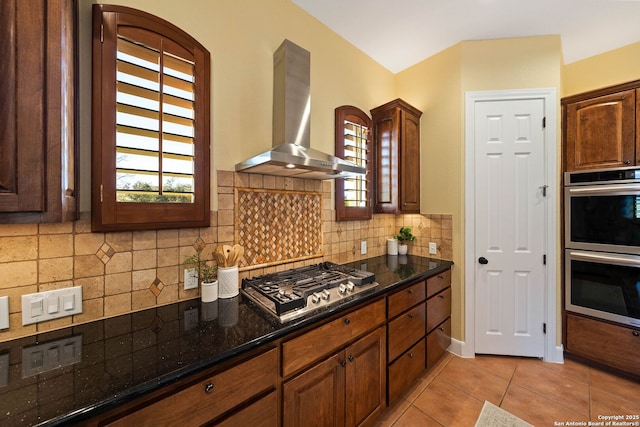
[448,340,565,363]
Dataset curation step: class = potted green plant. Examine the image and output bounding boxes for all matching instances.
[183,251,218,302]
[394,226,415,255]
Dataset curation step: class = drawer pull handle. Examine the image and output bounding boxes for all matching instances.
[438,294,445,299]
[344,318,351,325]
[633,331,639,337]
[407,289,413,294]
[204,383,214,394]
[439,327,445,332]
[340,360,347,367]
[348,354,354,362]
[437,275,444,279]
[408,313,414,319]
[408,353,414,358]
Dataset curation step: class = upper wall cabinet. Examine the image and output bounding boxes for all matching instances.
[563,82,640,172]
[0,0,77,224]
[371,99,422,214]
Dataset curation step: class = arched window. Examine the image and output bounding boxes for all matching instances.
[335,106,373,221]
[91,5,210,231]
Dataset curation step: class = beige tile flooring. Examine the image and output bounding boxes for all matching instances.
[376,352,640,427]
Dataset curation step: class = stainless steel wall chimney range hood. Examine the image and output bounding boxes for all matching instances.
[234,40,366,180]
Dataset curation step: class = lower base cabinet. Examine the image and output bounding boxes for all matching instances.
[283,326,386,427]
[566,313,640,377]
[387,338,425,404]
[427,318,451,370]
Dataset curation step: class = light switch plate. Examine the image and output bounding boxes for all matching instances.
[21,286,82,326]
[0,296,8,330]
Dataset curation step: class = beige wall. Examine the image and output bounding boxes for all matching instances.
[562,41,640,97]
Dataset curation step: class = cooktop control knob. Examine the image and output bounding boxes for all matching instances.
[346,281,355,292]
[321,289,331,300]
[338,284,347,294]
[311,292,321,304]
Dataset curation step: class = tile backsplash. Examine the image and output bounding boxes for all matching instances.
[0,170,452,342]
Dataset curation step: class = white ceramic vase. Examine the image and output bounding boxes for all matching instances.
[398,244,408,255]
[218,265,239,298]
[201,280,218,303]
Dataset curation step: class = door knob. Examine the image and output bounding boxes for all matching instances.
[478,257,488,265]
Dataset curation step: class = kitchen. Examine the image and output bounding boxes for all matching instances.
[1,0,639,425]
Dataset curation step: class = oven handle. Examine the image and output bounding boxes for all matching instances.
[569,250,640,267]
[566,183,640,195]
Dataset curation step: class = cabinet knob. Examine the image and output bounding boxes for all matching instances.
[408,353,414,358]
[438,294,445,300]
[408,313,414,319]
[437,274,445,279]
[633,331,639,337]
[348,354,354,362]
[439,327,445,332]
[624,160,632,165]
[204,382,215,394]
[344,318,351,325]
[407,289,413,294]
[340,360,347,367]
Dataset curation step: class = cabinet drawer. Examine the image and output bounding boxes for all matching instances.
[108,348,278,426]
[215,390,278,427]
[387,338,425,405]
[426,287,451,333]
[566,313,640,376]
[426,317,451,370]
[387,280,425,319]
[426,269,451,298]
[387,303,426,362]
[282,298,386,377]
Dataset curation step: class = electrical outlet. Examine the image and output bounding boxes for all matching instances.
[429,242,437,255]
[360,241,367,255]
[184,268,198,290]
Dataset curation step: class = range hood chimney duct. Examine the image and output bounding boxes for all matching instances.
[234,40,366,180]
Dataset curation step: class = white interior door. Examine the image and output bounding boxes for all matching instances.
[473,98,546,357]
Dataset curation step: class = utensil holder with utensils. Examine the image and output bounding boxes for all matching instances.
[218,265,239,298]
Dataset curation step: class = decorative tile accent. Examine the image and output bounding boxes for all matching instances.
[148,278,164,297]
[193,237,205,253]
[96,243,115,264]
[236,188,322,266]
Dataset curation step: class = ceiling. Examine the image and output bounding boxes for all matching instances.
[293,0,640,73]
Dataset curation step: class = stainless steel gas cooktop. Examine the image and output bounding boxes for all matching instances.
[241,262,378,323]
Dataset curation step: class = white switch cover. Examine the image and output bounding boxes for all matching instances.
[0,296,8,330]
[360,241,367,255]
[184,268,198,290]
[21,286,82,326]
[428,242,437,255]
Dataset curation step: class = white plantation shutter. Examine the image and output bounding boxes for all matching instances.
[115,36,196,203]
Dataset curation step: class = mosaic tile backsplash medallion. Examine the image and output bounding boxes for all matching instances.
[236,188,323,266]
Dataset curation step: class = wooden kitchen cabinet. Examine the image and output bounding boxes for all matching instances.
[426,276,452,370]
[562,82,640,172]
[283,327,386,427]
[566,313,640,377]
[371,99,422,214]
[91,346,279,426]
[0,0,77,223]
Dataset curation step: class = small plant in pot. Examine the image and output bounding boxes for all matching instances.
[394,226,415,255]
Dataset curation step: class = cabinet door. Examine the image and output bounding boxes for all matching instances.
[0,0,76,223]
[283,352,346,427]
[426,317,451,370]
[345,327,386,427]
[565,90,635,171]
[372,107,399,214]
[399,109,421,213]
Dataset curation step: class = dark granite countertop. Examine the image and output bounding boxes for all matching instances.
[0,255,452,426]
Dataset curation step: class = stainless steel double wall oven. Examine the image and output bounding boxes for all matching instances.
[564,166,640,327]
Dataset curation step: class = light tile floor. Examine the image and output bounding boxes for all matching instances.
[376,352,640,427]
